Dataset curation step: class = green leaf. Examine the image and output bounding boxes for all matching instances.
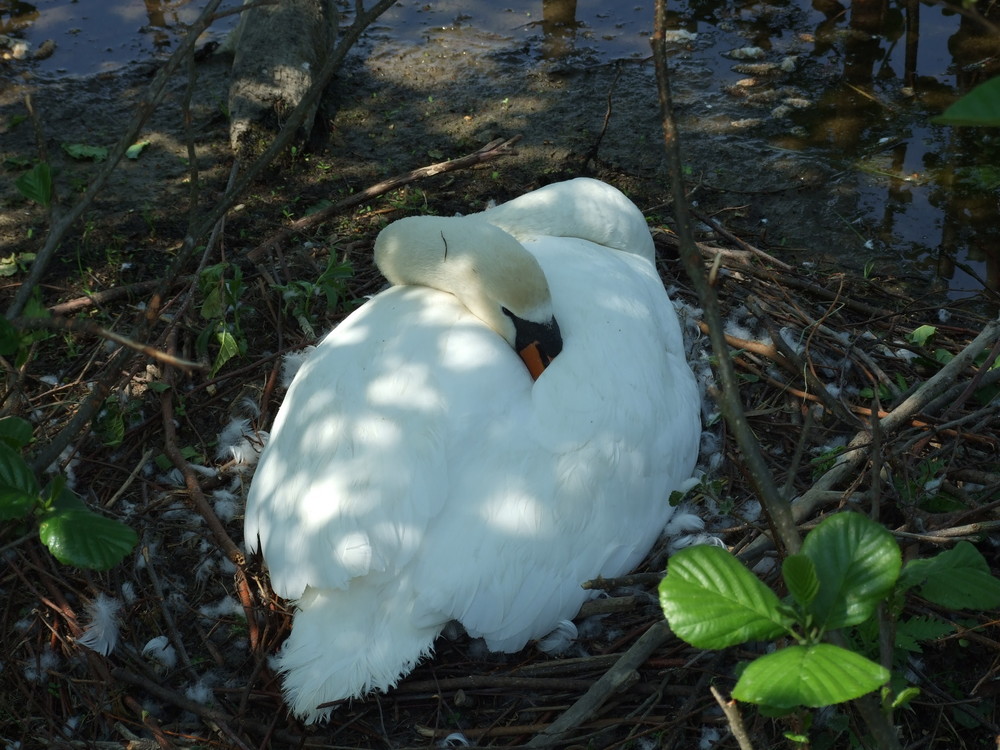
[890,686,921,710]
[38,502,138,570]
[659,545,792,649]
[898,542,1000,609]
[800,513,900,631]
[96,401,125,448]
[15,162,53,206]
[783,554,819,608]
[0,416,34,449]
[932,76,1000,127]
[894,616,953,653]
[201,285,225,320]
[0,441,40,520]
[126,140,151,159]
[907,325,936,346]
[210,329,241,376]
[61,142,109,161]
[732,643,890,708]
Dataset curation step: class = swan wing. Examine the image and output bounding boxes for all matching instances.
[410,235,700,649]
[245,285,530,600]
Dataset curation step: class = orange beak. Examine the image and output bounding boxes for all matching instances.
[518,341,552,380]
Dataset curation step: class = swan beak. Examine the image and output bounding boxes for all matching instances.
[506,310,562,380]
[519,341,553,380]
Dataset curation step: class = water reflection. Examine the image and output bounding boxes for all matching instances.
[539,0,581,59]
[2,0,236,74]
[1,1,37,33]
[739,0,999,295]
[4,0,998,296]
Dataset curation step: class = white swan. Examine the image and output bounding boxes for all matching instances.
[244,178,701,723]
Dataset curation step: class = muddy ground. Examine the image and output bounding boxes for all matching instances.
[0,26,920,291]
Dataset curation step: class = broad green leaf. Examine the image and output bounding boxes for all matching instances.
[0,416,33,449]
[894,616,953,653]
[61,142,108,161]
[211,329,241,376]
[898,542,1000,610]
[800,513,900,630]
[782,553,819,608]
[126,140,151,159]
[15,162,52,206]
[38,505,138,570]
[659,545,791,649]
[932,76,1000,127]
[733,644,890,708]
[0,441,40,519]
[201,286,225,319]
[907,325,936,346]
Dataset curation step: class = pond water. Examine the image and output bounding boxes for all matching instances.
[3,0,998,301]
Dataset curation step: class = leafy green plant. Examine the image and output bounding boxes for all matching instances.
[659,513,1000,723]
[932,76,1000,127]
[61,143,109,161]
[0,251,36,277]
[273,255,354,336]
[197,262,248,377]
[15,162,53,207]
[0,416,137,570]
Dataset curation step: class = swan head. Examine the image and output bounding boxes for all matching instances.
[374,215,563,379]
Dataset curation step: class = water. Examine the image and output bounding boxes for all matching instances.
[0,0,240,76]
[4,0,998,299]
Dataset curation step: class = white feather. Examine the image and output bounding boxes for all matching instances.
[280,348,315,388]
[142,635,178,670]
[245,178,701,722]
[76,594,122,656]
[536,619,579,656]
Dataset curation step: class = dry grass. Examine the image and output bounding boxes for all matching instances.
[1,174,998,750]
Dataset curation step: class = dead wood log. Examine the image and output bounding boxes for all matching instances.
[227,0,337,158]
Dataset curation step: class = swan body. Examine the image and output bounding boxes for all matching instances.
[244,178,701,723]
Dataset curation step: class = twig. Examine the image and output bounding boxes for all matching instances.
[140,545,199,680]
[46,277,194,316]
[710,685,755,750]
[891,520,1000,542]
[112,669,255,750]
[245,135,523,263]
[11,315,204,372]
[526,621,672,747]
[29,346,139,473]
[5,0,226,320]
[159,383,245,568]
[652,1,800,555]
[145,0,399,319]
[745,320,1000,559]
[691,206,792,270]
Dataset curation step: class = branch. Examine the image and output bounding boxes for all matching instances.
[526,621,672,747]
[711,686,755,750]
[651,1,800,555]
[5,0,227,320]
[145,0,400,320]
[246,135,523,262]
[12,316,205,372]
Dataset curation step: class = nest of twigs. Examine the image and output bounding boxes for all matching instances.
[2,179,998,750]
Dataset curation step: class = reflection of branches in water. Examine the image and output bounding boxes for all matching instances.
[539,0,581,59]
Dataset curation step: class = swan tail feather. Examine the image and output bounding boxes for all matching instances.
[276,585,441,723]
